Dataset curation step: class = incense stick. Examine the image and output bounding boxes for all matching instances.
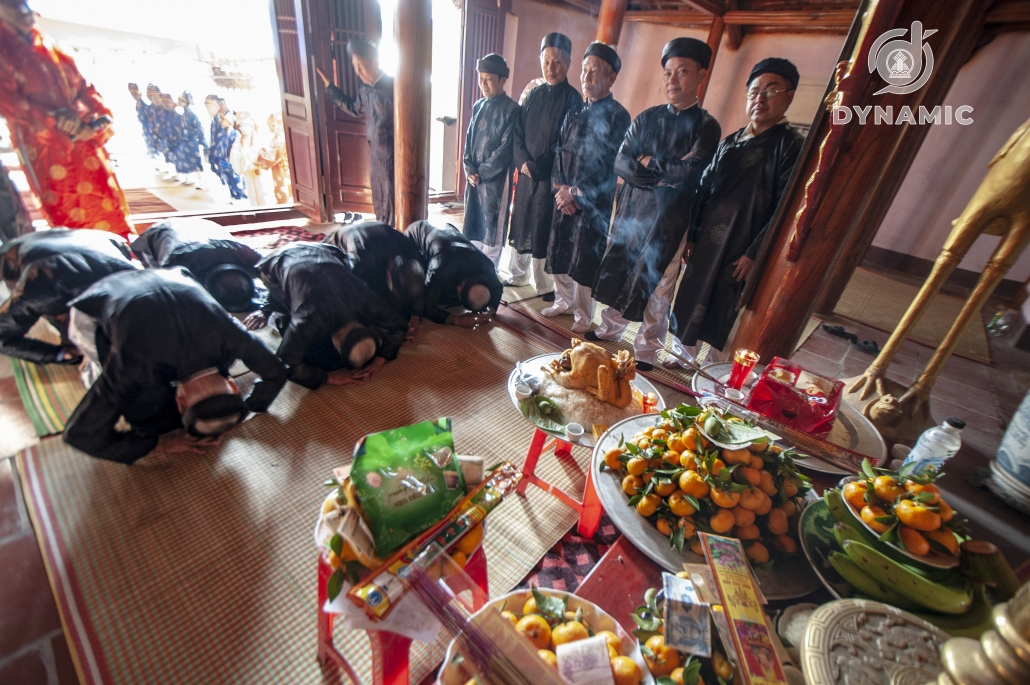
[662,346,726,387]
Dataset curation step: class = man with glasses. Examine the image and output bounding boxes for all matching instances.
[670,58,805,364]
[588,37,721,371]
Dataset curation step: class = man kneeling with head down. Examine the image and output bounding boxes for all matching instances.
[131,218,262,312]
[322,220,426,324]
[404,220,503,328]
[62,268,288,463]
[245,242,408,389]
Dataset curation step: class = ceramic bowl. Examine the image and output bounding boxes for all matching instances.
[514,383,532,401]
[565,422,584,441]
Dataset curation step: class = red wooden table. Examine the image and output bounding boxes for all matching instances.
[516,427,604,538]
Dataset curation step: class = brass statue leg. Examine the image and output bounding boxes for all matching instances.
[848,219,986,401]
[903,216,1030,408]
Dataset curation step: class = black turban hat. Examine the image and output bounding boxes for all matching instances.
[476,53,510,79]
[584,41,621,75]
[747,57,800,90]
[661,37,712,70]
[346,38,378,62]
[540,32,572,56]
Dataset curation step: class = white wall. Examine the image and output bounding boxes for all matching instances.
[507,0,844,130]
[871,33,1030,282]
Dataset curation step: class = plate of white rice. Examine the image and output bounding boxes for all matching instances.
[507,353,665,447]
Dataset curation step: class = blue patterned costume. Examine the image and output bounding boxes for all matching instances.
[174,104,207,174]
[136,100,159,157]
[209,116,246,199]
[157,105,182,166]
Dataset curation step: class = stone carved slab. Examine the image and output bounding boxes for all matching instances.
[801,599,948,685]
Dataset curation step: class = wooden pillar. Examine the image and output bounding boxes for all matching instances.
[394,0,432,231]
[698,17,724,105]
[729,0,988,361]
[595,0,629,45]
[725,0,742,50]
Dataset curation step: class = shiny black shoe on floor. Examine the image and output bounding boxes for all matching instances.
[584,331,600,341]
[541,292,555,302]
[636,362,654,372]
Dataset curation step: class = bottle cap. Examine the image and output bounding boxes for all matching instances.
[945,416,966,430]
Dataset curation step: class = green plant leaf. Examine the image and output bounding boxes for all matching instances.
[531,584,567,621]
[916,491,937,503]
[628,494,643,507]
[685,494,700,511]
[520,397,566,433]
[327,567,345,601]
[874,515,896,525]
[640,644,656,659]
[330,533,343,557]
[672,524,686,552]
[878,522,897,544]
[926,536,955,556]
[344,560,364,585]
[658,678,678,685]
[861,458,876,480]
[324,477,340,487]
[682,657,703,685]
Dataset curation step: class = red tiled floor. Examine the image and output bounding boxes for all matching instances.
[51,634,78,685]
[0,649,49,685]
[0,458,22,541]
[0,534,62,656]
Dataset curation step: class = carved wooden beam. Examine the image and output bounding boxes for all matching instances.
[624,8,856,30]
[985,2,1030,24]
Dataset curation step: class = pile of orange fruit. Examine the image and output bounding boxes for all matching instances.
[486,588,642,685]
[841,462,963,557]
[603,406,810,566]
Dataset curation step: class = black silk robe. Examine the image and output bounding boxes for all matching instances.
[462,93,520,247]
[63,268,287,464]
[672,122,804,349]
[592,104,721,321]
[131,219,260,282]
[326,77,395,226]
[546,94,631,287]
[0,229,136,364]
[404,221,503,324]
[322,221,426,318]
[509,80,581,258]
[257,242,407,390]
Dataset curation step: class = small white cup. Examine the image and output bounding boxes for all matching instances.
[565,422,584,441]
[723,387,745,402]
[515,384,532,401]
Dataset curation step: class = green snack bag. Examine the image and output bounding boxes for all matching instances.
[351,417,468,557]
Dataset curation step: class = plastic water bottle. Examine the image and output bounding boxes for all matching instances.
[902,417,966,473]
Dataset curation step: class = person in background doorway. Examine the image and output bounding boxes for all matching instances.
[316,40,395,226]
[147,84,171,174]
[507,33,581,298]
[0,158,31,241]
[128,83,160,162]
[177,91,208,189]
[462,53,519,268]
[671,58,805,363]
[543,42,630,334]
[0,0,132,237]
[205,95,247,201]
[405,220,503,328]
[259,113,291,204]
[158,93,187,183]
[589,37,721,371]
[63,268,287,464]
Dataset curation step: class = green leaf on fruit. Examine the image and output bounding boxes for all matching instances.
[327,567,345,601]
[330,533,343,557]
[531,584,567,621]
[520,397,566,433]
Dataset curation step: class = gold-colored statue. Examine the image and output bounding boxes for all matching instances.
[930,578,1030,685]
[847,116,1030,443]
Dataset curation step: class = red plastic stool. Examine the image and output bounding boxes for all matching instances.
[515,427,603,538]
[317,546,490,685]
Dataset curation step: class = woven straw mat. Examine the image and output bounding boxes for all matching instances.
[18,322,586,684]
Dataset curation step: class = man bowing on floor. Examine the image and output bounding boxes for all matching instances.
[543,42,631,334]
[671,58,805,363]
[462,53,520,267]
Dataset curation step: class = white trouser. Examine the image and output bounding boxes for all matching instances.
[507,252,554,293]
[594,236,688,364]
[551,274,595,332]
[471,241,503,269]
[69,307,103,388]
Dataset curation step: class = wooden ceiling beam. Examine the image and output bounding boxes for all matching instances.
[680,0,727,15]
[726,0,743,49]
[985,2,1030,24]
[624,8,855,29]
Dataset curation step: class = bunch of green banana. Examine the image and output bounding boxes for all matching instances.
[839,539,973,615]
